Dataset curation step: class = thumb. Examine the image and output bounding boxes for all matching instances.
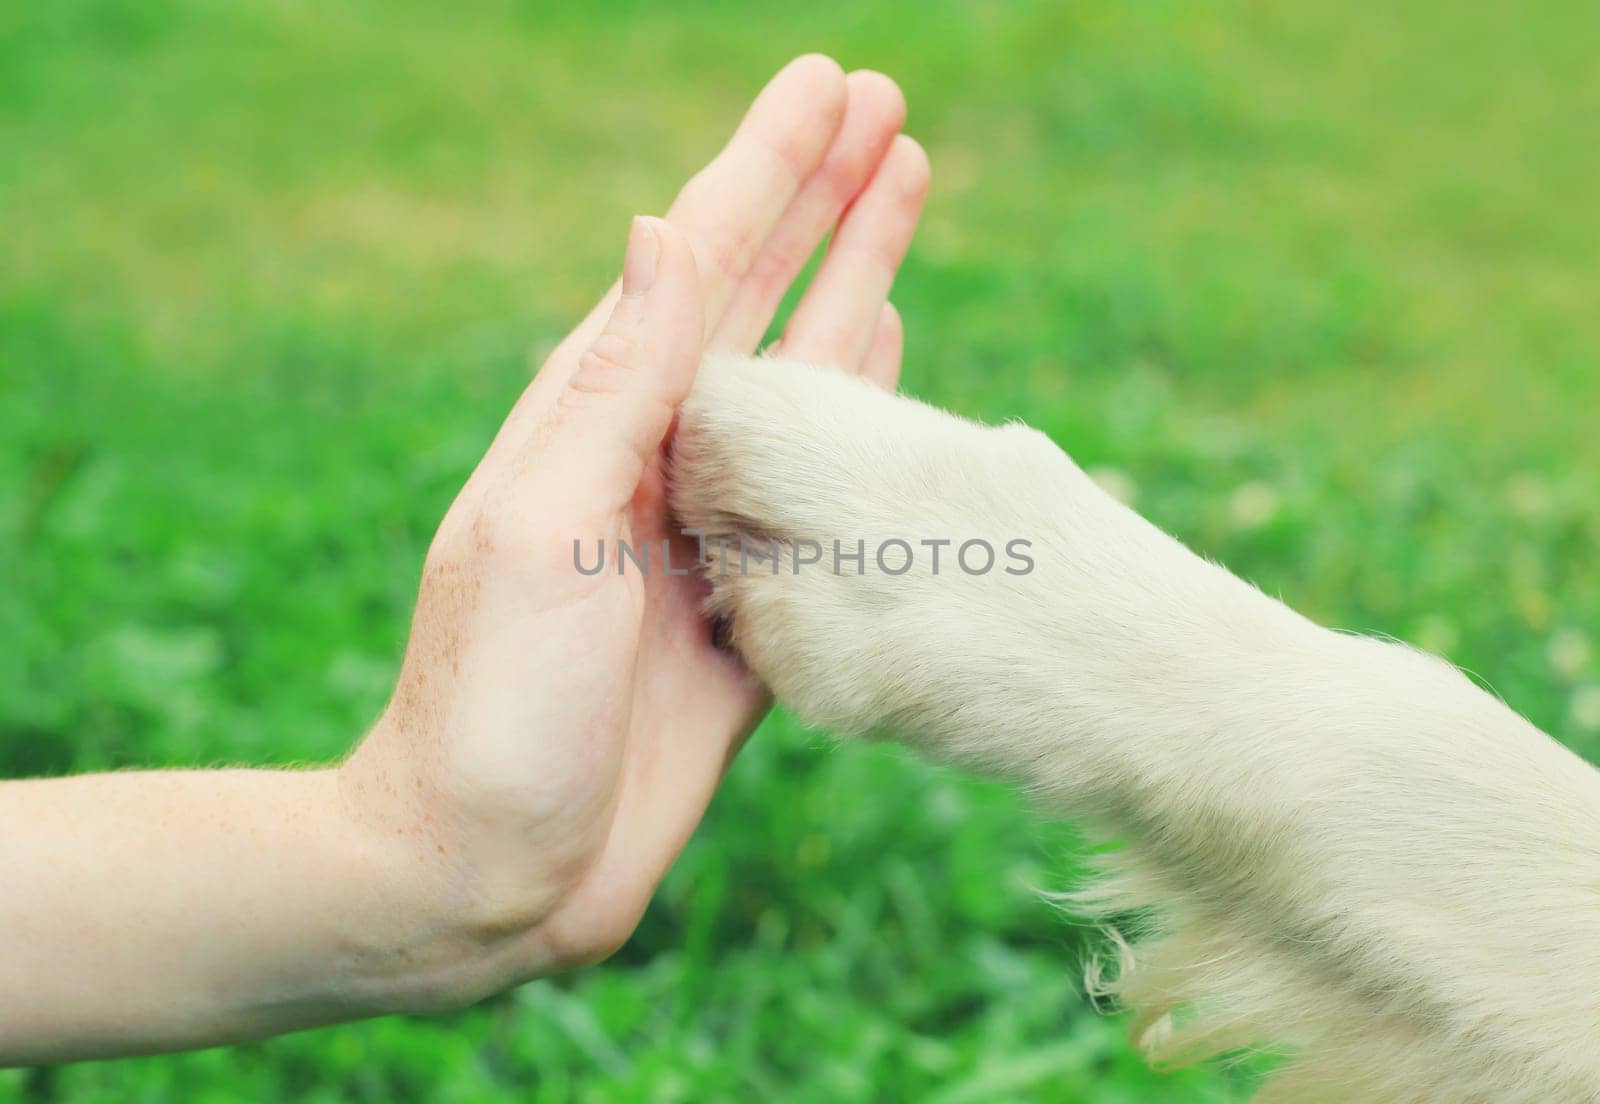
[553,216,704,500]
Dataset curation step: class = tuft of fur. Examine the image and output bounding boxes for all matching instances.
[671,353,1600,1103]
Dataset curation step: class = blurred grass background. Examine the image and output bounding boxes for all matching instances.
[3,1,1599,1100]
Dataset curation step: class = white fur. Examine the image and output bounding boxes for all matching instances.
[670,353,1600,1103]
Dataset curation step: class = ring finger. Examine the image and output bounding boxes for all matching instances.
[775,134,930,374]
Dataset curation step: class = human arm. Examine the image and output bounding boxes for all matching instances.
[0,54,929,1065]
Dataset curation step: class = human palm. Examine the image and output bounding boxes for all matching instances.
[342,55,929,981]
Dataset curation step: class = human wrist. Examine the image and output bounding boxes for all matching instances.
[332,723,577,1010]
[322,753,496,1013]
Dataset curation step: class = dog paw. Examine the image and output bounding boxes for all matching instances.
[670,353,1061,741]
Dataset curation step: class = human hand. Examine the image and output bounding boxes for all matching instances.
[339,55,930,1004]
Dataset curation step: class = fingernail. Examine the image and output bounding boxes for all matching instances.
[622,216,661,297]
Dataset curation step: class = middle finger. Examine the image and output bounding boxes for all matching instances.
[777,134,930,373]
[710,70,907,353]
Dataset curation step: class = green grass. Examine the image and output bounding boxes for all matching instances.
[4,1,1599,1100]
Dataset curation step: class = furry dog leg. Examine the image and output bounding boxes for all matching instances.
[670,353,1600,1103]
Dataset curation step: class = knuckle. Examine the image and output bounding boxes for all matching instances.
[820,160,862,208]
[829,234,900,280]
[670,187,755,282]
[742,246,802,306]
[571,333,641,396]
[702,222,756,283]
[749,125,819,187]
[786,324,853,367]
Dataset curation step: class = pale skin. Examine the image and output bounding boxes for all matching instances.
[0,55,930,1066]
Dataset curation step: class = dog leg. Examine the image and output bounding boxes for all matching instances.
[671,352,1600,1103]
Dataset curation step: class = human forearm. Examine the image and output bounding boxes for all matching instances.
[0,764,496,1065]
